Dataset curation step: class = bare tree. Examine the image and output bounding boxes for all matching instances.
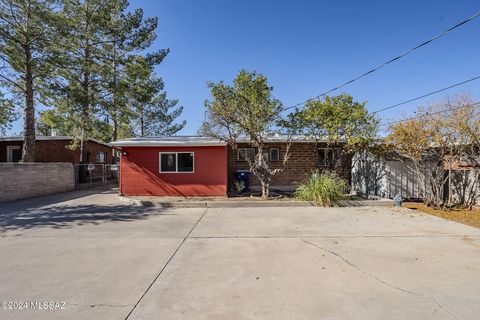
[387,95,480,208]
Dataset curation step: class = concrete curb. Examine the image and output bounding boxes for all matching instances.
[137,200,315,208]
[118,197,394,209]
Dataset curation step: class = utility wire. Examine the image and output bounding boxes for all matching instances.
[380,101,480,127]
[371,75,480,114]
[284,10,480,111]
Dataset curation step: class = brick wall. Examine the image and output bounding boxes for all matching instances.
[228,142,352,191]
[0,163,75,202]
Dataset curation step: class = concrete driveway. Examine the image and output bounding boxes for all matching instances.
[1,190,479,320]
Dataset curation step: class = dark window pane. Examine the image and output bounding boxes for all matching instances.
[327,150,334,165]
[318,148,335,166]
[178,153,194,172]
[12,149,22,162]
[318,149,326,165]
[238,148,255,161]
[161,153,177,172]
[270,148,279,161]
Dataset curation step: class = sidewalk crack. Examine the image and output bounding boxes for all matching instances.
[301,239,460,320]
[124,208,209,320]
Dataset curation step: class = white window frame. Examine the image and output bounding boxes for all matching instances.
[159,152,195,173]
[6,145,21,162]
[318,148,335,166]
[269,148,280,161]
[237,148,256,161]
[96,151,107,163]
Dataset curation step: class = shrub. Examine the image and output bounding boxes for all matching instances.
[234,180,245,194]
[294,171,347,207]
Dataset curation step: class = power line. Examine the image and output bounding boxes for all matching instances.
[380,101,480,127]
[371,75,480,114]
[284,10,480,111]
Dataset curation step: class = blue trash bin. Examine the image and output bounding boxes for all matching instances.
[235,170,250,192]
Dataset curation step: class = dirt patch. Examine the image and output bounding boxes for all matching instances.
[404,202,480,228]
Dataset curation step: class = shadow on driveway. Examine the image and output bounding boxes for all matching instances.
[0,189,168,232]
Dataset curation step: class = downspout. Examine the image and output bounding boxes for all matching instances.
[118,147,123,196]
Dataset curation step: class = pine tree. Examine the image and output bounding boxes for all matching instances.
[38,0,184,151]
[99,1,168,141]
[47,0,113,163]
[0,93,17,134]
[126,56,185,137]
[0,0,57,161]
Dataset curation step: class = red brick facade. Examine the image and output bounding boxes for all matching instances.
[228,142,352,191]
[0,138,113,164]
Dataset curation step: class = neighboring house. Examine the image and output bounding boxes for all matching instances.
[111,136,352,197]
[352,152,420,199]
[230,136,352,191]
[0,136,114,164]
[352,150,480,205]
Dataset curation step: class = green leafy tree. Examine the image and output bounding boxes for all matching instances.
[0,0,58,161]
[201,70,288,198]
[285,94,379,180]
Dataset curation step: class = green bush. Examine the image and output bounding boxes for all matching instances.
[294,171,347,207]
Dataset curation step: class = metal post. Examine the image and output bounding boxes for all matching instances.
[102,164,106,186]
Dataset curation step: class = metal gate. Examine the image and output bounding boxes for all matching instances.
[75,164,119,189]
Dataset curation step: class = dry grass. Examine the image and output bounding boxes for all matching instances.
[404,202,480,228]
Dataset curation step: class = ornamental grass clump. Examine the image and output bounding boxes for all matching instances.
[295,171,347,207]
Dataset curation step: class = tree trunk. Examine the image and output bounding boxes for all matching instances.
[261,180,269,198]
[80,58,90,165]
[112,41,118,142]
[22,44,35,162]
[140,107,145,137]
[79,4,91,165]
[113,120,118,141]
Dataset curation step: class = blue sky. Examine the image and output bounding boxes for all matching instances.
[8,0,480,135]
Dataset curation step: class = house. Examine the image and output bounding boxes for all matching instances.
[111,137,228,196]
[0,136,114,164]
[111,136,352,197]
[352,149,480,205]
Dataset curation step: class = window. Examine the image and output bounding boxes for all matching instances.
[6,146,21,162]
[177,153,194,172]
[160,152,194,173]
[270,148,280,161]
[318,148,334,166]
[238,148,256,161]
[96,151,107,163]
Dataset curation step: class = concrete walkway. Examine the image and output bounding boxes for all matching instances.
[0,190,479,319]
